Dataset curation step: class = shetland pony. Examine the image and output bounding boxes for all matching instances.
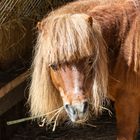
[28,0,140,139]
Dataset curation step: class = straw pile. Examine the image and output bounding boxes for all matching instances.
[0,0,70,71]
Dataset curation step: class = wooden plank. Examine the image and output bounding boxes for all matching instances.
[0,71,29,115]
[0,70,29,98]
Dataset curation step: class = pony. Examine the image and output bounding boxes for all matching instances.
[28,0,140,139]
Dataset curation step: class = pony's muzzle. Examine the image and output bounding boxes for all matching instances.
[64,101,89,122]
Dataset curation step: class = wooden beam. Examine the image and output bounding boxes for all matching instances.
[0,70,30,98]
[0,70,30,115]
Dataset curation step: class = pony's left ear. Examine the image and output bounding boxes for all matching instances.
[72,14,93,26]
[86,16,93,26]
[81,14,92,26]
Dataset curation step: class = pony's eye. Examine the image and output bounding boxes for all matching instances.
[88,61,93,65]
[87,58,93,65]
[50,64,58,70]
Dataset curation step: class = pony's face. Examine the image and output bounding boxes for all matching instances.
[50,58,93,122]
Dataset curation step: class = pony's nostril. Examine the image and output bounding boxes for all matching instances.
[65,104,69,110]
[83,101,88,113]
[65,104,76,115]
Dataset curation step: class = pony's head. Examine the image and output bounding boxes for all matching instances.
[50,57,94,122]
[29,13,108,124]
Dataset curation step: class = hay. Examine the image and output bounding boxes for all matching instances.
[0,19,32,70]
[0,0,40,70]
[0,0,70,71]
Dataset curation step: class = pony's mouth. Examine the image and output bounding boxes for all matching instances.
[68,112,88,123]
[64,101,89,123]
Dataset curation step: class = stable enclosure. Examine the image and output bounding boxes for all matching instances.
[0,0,140,140]
[0,0,72,139]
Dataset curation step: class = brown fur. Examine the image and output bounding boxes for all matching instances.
[29,0,140,139]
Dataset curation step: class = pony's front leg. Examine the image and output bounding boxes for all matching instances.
[115,91,139,140]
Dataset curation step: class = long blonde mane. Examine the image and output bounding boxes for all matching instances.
[28,0,126,124]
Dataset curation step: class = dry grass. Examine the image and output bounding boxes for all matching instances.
[7,106,64,127]
[0,0,68,70]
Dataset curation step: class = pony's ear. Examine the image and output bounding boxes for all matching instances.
[85,15,93,26]
[71,14,92,26]
[79,14,93,26]
[87,16,93,26]
[36,21,43,31]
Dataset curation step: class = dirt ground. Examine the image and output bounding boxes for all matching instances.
[11,113,140,140]
[1,101,139,140]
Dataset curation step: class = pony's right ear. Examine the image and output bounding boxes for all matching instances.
[36,21,43,31]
